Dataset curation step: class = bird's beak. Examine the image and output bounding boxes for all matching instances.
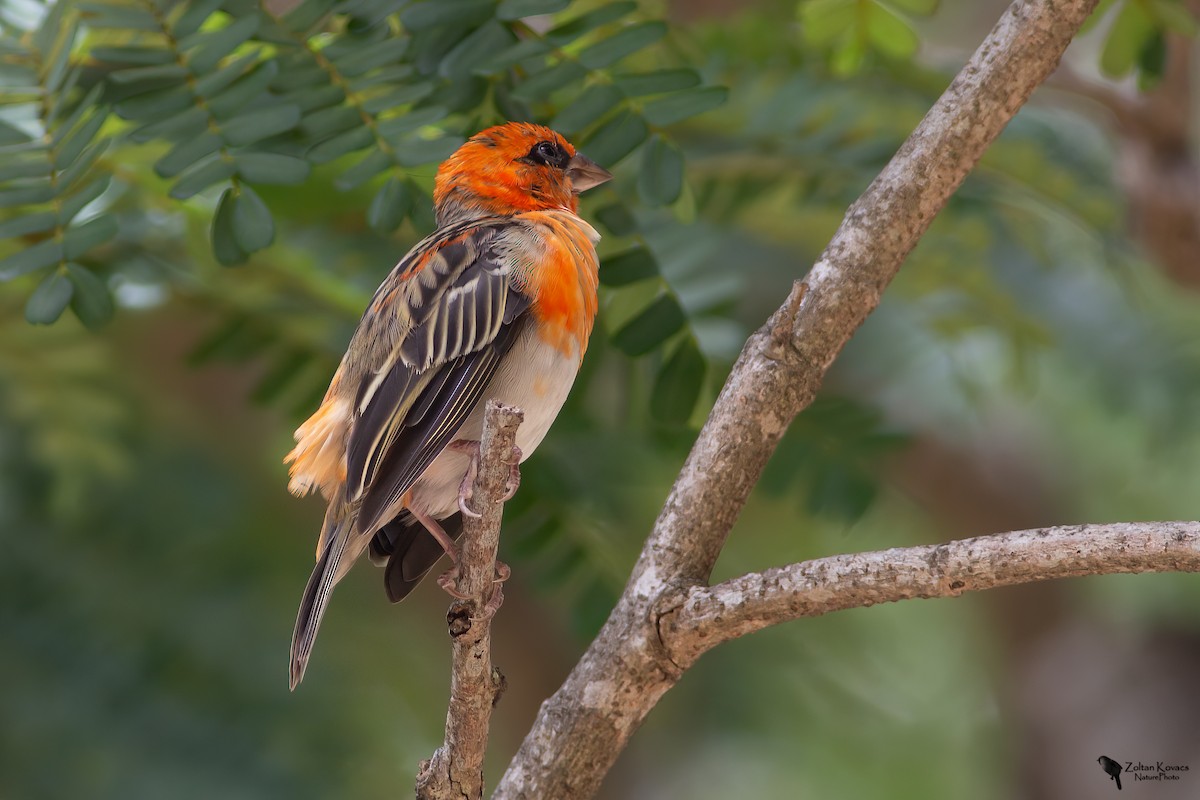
[566,153,612,193]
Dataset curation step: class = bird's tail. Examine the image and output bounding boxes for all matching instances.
[290,505,353,690]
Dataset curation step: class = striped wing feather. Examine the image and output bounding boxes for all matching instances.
[345,221,531,536]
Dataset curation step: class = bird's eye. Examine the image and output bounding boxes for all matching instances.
[521,140,569,169]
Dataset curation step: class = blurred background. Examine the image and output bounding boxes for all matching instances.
[3,0,1200,797]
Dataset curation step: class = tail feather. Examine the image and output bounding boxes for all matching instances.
[373,512,464,603]
[290,510,351,691]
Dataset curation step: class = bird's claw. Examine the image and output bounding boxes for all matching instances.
[498,446,522,503]
[437,561,511,614]
[436,567,471,600]
[474,561,511,620]
[455,439,483,518]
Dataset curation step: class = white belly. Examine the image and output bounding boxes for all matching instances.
[407,327,581,519]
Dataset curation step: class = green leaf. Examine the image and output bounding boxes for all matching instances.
[284,84,347,114]
[185,15,261,74]
[865,2,920,59]
[77,3,159,30]
[334,38,409,78]
[300,105,362,140]
[335,149,393,190]
[401,0,495,31]
[440,21,516,79]
[170,156,236,200]
[367,177,413,232]
[346,64,416,92]
[25,269,73,324]
[511,61,587,102]
[129,106,208,142]
[57,139,108,191]
[361,83,436,113]
[581,111,648,167]
[376,106,450,138]
[390,134,463,166]
[231,185,274,253]
[0,121,33,146]
[477,38,552,74]
[806,463,877,521]
[642,87,728,126]
[116,88,193,121]
[889,0,939,13]
[614,68,700,97]
[220,105,301,146]
[551,84,623,135]
[594,204,637,236]
[0,184,56,208]
[801,0,856,45]
[0,239,63,281]
[280,0,331,32]
[155,133,224,178]
[53,109,108,170]
[638,135,683,207]
[577,22,667,69]
[1137,29,1167,87]
[0,158,50,183]
[651,337,705,424]
[1101,0,1156,77]
[233,153,311,184]
[66,263,114,328]
[207,60,281,117]
[212,188,248,266]
[0,212,56,240]
[497,0,569,20]
[90,46,176,65]
[108,64,190,84]
[1149,0,1199,35]
[611,293,686,356]
[599,247,657,286]
[173,0,224,39]
[59,176,110,222]
[547,2,636,44]
[194,52,263,100]
[307,127,375,163]
[63,215,118,259]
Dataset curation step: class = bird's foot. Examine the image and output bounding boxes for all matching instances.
[436,560,511,613]
[475,561,511,620]
[451,440,521,511]
[436,565,471,600]
[450,439,483,519]
[498,446,522,503]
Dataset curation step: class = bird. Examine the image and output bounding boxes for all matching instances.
[284,122,611,690]
[1098,755,1123,790]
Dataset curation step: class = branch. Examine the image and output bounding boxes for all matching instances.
[493,1,1102,797]
[661,522,1200,667]
[416,401,523,800]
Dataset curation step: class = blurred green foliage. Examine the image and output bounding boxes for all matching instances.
[3,0,1200,797]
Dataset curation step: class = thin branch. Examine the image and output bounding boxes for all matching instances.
[661,522,1200,668]
[492,1,1102,797]
[416,401,523,800]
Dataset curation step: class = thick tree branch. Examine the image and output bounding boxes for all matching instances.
[492,1,1102,797]
[416,401,523,800]
[660,522,1200,668]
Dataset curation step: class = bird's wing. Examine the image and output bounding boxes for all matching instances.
[344,219,531,537]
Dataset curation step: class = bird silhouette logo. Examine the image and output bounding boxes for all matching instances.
[1098,755,1124,790]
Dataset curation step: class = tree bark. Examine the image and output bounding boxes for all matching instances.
[416,402,523,800]
[490,0,1104,797]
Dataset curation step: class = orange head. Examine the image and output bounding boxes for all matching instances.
[433,122,612,225]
